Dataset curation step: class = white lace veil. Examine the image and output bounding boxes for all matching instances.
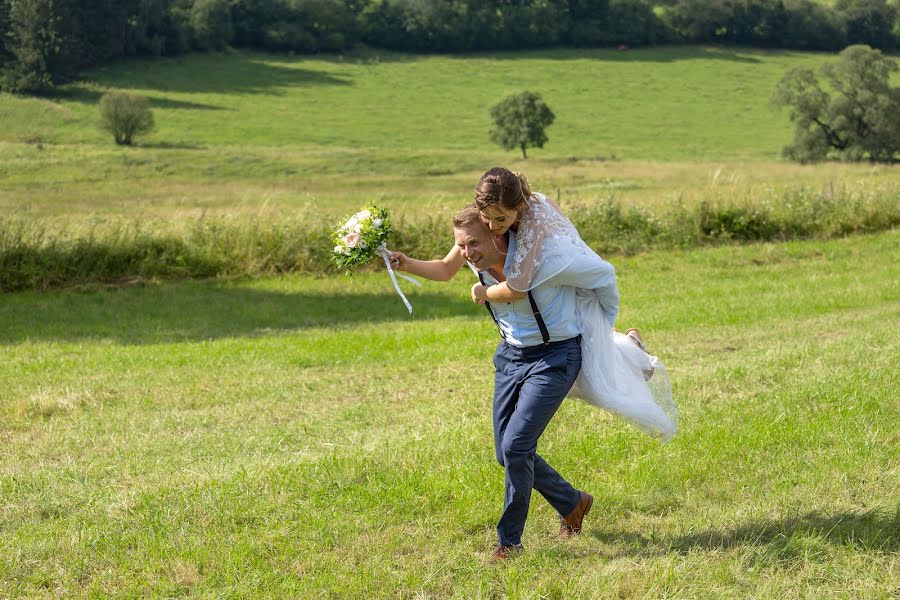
[507,193,592,292]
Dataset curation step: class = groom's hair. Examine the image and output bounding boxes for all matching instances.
[452,203,486,231]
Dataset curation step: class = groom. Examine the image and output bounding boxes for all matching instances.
[450,204,604,563]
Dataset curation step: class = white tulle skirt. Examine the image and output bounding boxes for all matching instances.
[569,289,679,442]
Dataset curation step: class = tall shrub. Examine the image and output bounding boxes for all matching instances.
[99,92,155,146]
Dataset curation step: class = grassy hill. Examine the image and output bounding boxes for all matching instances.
[1,46,897,225]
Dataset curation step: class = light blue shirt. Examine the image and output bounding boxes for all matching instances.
[478,230,619,348]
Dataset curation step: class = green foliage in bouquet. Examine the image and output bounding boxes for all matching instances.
[331,204,392,275]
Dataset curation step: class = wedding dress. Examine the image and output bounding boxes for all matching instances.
[507,193,678,442]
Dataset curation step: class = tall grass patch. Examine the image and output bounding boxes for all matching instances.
[2,182,896,291]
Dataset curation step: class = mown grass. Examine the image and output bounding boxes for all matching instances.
[1,232,898,597]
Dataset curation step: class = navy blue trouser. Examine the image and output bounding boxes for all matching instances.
[492,335,583,547]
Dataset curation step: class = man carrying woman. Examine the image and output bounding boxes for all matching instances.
[390,168,677,562]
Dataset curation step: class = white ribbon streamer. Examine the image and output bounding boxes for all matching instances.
[376,242,421,314]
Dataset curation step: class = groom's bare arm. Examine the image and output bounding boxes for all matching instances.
[390,245,466,281]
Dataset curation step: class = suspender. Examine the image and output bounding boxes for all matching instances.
[478,272,550,345]
[527,289,551,345]
[477,272,503,340]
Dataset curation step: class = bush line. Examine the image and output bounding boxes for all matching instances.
[2,187,897,292]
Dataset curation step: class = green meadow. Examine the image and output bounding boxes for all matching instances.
[1,46,898,226]
[1,231,898,597]
[1,45,899,596]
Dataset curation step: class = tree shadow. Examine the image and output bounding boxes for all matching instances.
[137,141,207,150]
[80,51,353,95]
[589,510,899,559]
[0,279,478,346]
[43,87,228,111]
[285,44,765,65]
[43,45,763,103]
[444,45,764,64]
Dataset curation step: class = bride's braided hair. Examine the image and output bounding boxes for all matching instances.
[474,167,532,211]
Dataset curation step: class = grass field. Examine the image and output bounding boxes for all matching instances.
[1,46,898,226]
[1,44,898,596]
[1,231,898,597]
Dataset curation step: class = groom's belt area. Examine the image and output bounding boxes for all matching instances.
[503,335,582,363]
[478,272,550,346]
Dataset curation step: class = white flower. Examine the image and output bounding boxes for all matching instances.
[342,217,358,232]
[356,209,372,220]
[353,222,362,233]
[333,245,343,254]
[372,218,383,228]
[345,232,361,248]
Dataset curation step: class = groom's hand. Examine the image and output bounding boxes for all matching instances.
[388,251,407,271]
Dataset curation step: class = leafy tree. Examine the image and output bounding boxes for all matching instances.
[0,0,61,92]
[567,0,610,45]
[783,0,846,51]
[498,0,568,48]
[489,91,555,159]
[190,0,233,51]
[0,2,12,68]
[836,0,898,51]
[99,92,155,145]
[664,0,734,42]
[606,0,664,45]
[773,44,899,162]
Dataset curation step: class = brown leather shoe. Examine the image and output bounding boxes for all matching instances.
[560,491,593,537]
[488,544,523,564]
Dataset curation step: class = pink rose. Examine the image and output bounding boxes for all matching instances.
[344,232,361,248]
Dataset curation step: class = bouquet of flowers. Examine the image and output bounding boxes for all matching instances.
[331,204,420,313]
[331,204,392,275]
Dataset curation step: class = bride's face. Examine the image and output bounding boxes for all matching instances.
[480,205,518,236]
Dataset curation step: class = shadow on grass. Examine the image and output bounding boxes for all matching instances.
[307,45,764,65]
[78,52,353,95]
[137,141,207,150]
[590,510,899,558]
[51,46,761,100]
[448,45,764,64]
[0,279,477,345]
[43,87,229,111]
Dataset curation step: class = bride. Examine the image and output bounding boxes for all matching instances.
[390,167,678,442]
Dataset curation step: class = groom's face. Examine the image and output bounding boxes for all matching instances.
[454,222,504,271]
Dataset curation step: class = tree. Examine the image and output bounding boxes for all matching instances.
[99,92,155,145]
[489,91,555,159]
[190,0,233,51]
[773,45,899,163]
[0,0,61,92]
[836,0,898,51]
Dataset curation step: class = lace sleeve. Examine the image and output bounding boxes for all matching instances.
[507,193,592,292]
